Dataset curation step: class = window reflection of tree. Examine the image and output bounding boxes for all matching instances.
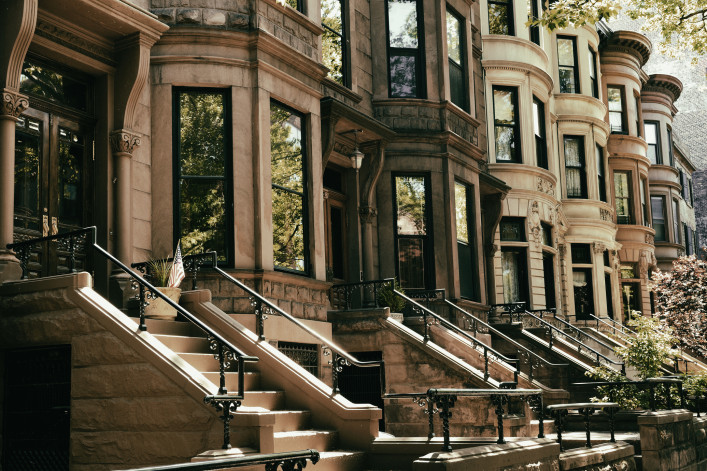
[322,0,344,84]
[178,92,228,260]
[271,105,307,272]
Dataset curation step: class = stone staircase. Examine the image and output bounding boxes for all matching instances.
[133,316,368,470]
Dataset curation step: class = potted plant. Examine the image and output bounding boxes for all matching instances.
[377,279,406,314]
[143,258,181,320]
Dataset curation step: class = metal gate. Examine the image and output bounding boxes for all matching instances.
[3,345,71,470]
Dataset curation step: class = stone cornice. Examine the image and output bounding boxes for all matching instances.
[643,74,683,104]
[35,13,116,66]
[600,30,651,66]
[1,89,29,118]
[482,60,553,92]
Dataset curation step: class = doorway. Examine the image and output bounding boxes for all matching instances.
[13,110,93,278]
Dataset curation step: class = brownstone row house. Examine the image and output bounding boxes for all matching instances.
[0,0,698,469]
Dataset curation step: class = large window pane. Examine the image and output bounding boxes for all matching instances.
[644,122,660,164]
[396,176,426,235]
[488,0,514,35]
[20,60,88,111]
[447,10,467,111]
[398,238,425,288]
[322,0,346,85]
[14,117,42,232]
[502,249,528,304]
[651,196,666,241]
[573,269,594,320]
[614,171,632,224]
[608,86,624,133]
[557,37,578,93]
[388,0,418,47]
[455,182,477,300]
[271,102,308,273]
[564,136,585,198]
[58,128,84,227]
[176,89,231,263]
[493,87,519,162]
[389,54,418,97]
[533,98,547,169]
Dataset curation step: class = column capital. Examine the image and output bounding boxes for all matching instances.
[110,129,141,155]
[1,89,29,119]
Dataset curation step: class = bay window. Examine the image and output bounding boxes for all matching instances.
[651,196,666,241]
[589,47,599,98]
[322,0,348,86]
[533,97,547,169]
[614,171,632,224]
[596,145,606,202]
[446,9,468,111]
[455,181,478,300]
[607,86,626,134]
[645,121,660,164]
[488,0,514,35]
[394,175,433,288]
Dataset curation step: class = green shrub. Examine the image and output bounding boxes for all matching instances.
[146,258,172,287]
[377,279,406,313]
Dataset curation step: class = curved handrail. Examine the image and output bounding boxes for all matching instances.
[199,252,385,394]
[521,310,626,375]
[444,300,568,372]
[390,288,521,383]
[541,310,619,353]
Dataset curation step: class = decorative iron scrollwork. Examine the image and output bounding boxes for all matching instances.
[204,395,241,450]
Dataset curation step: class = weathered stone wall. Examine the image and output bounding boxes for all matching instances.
[0,277,228,470]
[694,416,707,469]
[330,310,538,438]
[638,409,698,471]
[559,442,636,471]
[198,270,330,322]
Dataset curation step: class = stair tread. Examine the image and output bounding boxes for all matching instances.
[273,430,336,437]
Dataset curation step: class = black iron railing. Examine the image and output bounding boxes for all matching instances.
[162,252,386,396]
[572,378,686,411]
[490,302,528,322]
[536,309,619,355]
[329,279,395,310]
[520,310,626,375]
[10,226,90,279]
[119,449,320,470]
[7,228,258,451]
[132,253,215,291]
[390,288,521,383]
[385,388,543,451]
[546,402,619,451]
[444,300,568,383]
[581,314,637,338]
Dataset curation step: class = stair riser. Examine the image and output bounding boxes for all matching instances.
[272,432,337,453]
[242,391,286,409]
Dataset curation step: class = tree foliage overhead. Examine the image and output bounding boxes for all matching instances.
[531,0,707,56]
[652,255,707,358]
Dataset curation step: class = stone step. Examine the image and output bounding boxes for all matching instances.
[242,390,286,410]
[202,371,260,391]
[153,333,210,353]
[235,410,312,432]
[132,317,204,337]
[177,352,239,372]
[272,430,338,453]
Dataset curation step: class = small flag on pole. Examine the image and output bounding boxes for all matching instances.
[168,241,185,288]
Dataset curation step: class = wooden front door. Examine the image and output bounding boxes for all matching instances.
[13,109,93,277]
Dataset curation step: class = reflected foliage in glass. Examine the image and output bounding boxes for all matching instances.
[271,103,307,273]
[14,117,41,231]
[20,60,88,111]
[396,176,426,235]
[322,0,345,84]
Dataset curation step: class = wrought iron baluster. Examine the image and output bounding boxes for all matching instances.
[330,352,350,395]
[138,281,147,331]
[16,244,31,279]
[608,406,616,442]
[432,393,456,452]
[553,409,568,451]
[490,394,509,444]
[204,395,241,450]
[483,348,489,381]
[251,297,268,340]
[580,407,593,448]
[527,394,544,438]
[68,235,76,272]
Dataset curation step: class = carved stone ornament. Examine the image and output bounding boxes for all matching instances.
[639,252,649,279]
[558,243,567,257]
[645,233,655,245]
[359,206,377,223]
[612,250,621,271]
[593,242,606,254]
[323,189,330,200]
[528,201,542,248]
[110,130,141,155]
[537,177,555,196]
[486,243,499,257]
[2,90,29,118]
[600,209,612,222]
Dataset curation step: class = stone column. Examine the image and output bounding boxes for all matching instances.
[108,130,139,307]
[0,89,29,282]
[359,206,377,283]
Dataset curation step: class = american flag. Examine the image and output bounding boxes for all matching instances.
[168,241,185,288]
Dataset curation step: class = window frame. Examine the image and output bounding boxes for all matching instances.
[488,0,515,35]
[672,197,680,244]
[564,135,586,198]
[392,173,435,289]
[607,85,627,134]
[651,195,666,242]
[446,6,469,112]
[455,180,479,301]
[644,121,661,165]
[385,0,426,98]
[528,0,540,44]
[493,86,521,163]
[667,126,675,166]
[533,96,548,169]
[557,36,580,94]
[321,0,350,87]
[173,87,234,266]
[588,47,599,99]
[596,144,606,202]
[270,100,310,275]
[634,92,642,138]
[613,170,633,225]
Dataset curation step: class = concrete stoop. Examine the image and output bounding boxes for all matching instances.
[137,316,366,460]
